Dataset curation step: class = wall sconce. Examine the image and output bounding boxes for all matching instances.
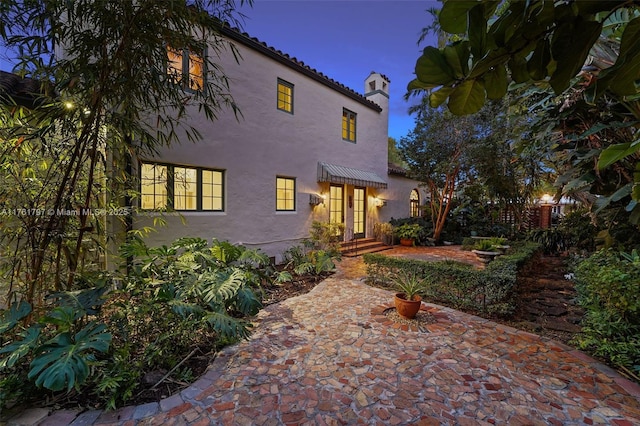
[309,193,324,206]
[374,197,386,207]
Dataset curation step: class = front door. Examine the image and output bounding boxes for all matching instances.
[329,184,344,238]
[353,187,365,239]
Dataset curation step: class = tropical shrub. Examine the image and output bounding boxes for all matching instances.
[389,217,432,246]
[473,239,498,252]
[279,221,342,278]
[394,223,422,240]
[574,249,640,382]
[1,236,272,410]
[528,228,568,255]
[307,221,344,254]
[0,285,113,407]
[373,222,394,245]
[558,209,597,252]
[528,209,598,254]
[281,245,339,277]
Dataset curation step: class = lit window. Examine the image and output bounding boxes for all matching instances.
[140,162,223,211]
[167,46,204,91]
[174,167,197,210]
[342,109,356,142]
[410,189,420,217]
[141,164,168,209]
[167,47,183,85]
[276,177,296,211]
[277,79,293,113]
[202,170,224,211]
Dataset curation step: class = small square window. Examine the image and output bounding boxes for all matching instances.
[277,79,294,113]
[276,177,296,211]
[342,108,356,142]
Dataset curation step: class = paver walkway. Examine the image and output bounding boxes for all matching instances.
[7,249,640,425]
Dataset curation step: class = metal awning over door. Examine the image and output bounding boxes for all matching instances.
[317,162,387,189]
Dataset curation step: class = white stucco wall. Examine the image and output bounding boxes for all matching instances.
[379,174,427,222]
[134,32,392,261]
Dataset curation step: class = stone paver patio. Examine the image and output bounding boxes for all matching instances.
[6,248,640,425]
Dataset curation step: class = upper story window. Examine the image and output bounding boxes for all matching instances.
[167,46,204,92]
[140,162,224,211]
[342,108,356,142]
[410,189,420,217]
[276,176,296,211]
[277,79,294,113]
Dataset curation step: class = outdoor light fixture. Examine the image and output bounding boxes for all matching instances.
[374,197,386,207]
[309,193,324,206]
[540,194,553,204]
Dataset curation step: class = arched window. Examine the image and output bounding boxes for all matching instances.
[410,189,420,217]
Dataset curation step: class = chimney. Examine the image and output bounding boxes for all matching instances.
[364,71,390,132]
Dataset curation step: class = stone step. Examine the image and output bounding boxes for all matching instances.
[339,238,377,248]
[340,239,392,257]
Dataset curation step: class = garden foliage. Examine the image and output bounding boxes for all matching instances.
[0,237,270,410]
[574,249,640,381]
[364,242,540,316]
[281,221,343,277]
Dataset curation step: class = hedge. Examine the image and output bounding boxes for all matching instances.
[363,242,540,316]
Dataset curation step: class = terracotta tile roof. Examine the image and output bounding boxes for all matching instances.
[220,26,383,112]
[0,70,51,109]
[388,162,408,176]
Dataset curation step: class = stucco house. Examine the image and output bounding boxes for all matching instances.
[0,26,425,264]
[133,26,425,261]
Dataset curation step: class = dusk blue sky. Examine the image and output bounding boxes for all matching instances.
[237,0,438,140]
[0,0,438,140]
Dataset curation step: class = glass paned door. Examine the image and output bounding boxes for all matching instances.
[353,187,365,239]
[329,185,344,238]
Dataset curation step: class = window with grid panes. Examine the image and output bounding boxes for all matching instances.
[277,79,293,113]
[276,177,296,211]
[342,108,356,142]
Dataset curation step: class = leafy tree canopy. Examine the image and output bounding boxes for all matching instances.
[409,0,640,229]
[0,0,250,304]
[408,0,640,115]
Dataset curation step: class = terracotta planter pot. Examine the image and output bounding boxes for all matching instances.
[394,293,422,319]
[399,238,414,247]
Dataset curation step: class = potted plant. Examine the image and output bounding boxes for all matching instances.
[489,237,509,254]
[471,239,500,263]
[390,270,428,319]
[394,223,421,246]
